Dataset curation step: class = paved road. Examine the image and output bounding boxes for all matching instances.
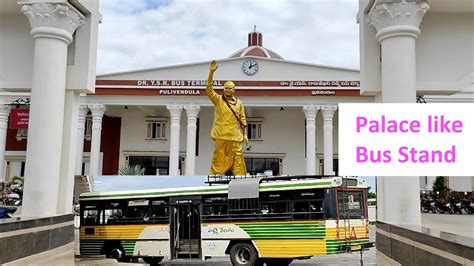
[121,249,375,266]
[123,251,375,265]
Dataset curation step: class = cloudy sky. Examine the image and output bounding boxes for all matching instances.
[96,0,360,74]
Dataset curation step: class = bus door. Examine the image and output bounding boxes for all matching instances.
[170,196,201,259]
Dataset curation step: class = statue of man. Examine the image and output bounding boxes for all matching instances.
[207,60,248,176]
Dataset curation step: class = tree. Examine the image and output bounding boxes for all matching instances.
[432,176,448,199]
[367,186,376,199]
[119,165,145,175]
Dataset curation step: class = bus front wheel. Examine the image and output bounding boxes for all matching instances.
[142,256,164,265]
[230,242,259,266]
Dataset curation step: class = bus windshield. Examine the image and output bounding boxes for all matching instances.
[337,190,366,219]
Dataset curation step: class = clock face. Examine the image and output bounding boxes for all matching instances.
[242,59,259,75]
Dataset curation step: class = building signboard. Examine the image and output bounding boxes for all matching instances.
[9,108,29,129]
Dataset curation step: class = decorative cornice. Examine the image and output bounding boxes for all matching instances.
[302,105,320,119]
[78,105,89,116]
[20,2,85,44]
[0,105,11,126]
[167,104,183,119]
[0,105,11,115]
[321,105,338,118]
[88,104,106,117]
[184,105,200,118]
[367,0,430,41]
[77,105,89,126]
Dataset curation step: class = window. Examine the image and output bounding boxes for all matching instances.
[247,118,263,140]
[16,128,28,140]
[228,198,259,215]
[260,191,292,220]
[202,195,228,221]
[150,200,169,223]
[245,158,280,176]
[338,190,365,219]
[292,190,325,220]
[126,199,151,223]
[82,205,100,225]
[128,156,170,175]
[146,118,167,139]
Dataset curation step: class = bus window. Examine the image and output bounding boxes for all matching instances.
[103,208,124,224]
[228,198,259,213]
[338,190,365,219]
[293,200,324,220]
[260,191,292,220]
[292,190,325,220]
[150,199,169,223]
[202,195,228,221]
[82,208,99,225]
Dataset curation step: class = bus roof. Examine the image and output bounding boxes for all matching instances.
[80,176,366,201]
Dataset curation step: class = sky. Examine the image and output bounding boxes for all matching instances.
[96,0,360,74]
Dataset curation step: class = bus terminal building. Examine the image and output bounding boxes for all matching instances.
[3,31,370,179]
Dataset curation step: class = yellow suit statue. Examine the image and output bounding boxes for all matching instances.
[207,60,248,176]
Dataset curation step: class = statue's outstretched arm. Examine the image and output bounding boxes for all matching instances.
[207,60,219,104]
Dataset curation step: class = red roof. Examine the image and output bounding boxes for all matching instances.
[228,30,284,60]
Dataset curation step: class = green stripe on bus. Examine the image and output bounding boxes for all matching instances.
[238,223,327,238]
[121,240,136,255]
[238,224,324,229]
[326,239,370,253]
[260,181,332,190]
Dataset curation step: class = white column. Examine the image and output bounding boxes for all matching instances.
[21,2,84,216]
[184,105,200,176]
[89,104,106,177]
[167,105,182,176]
[303,105,319,175]
[367,0,430,225]
[321,105,337,176]
[75,105,89,175]
[57,91,80,213]
[0,105,11,183]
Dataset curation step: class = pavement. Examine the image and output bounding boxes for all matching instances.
[421,213,474,237]
[7,213,474,265]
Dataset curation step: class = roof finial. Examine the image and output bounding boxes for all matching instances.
[253,25,256,32]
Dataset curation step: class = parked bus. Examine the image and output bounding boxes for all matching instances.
[79,176,371,265]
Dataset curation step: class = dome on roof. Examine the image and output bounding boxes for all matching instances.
[228,30,284,60]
